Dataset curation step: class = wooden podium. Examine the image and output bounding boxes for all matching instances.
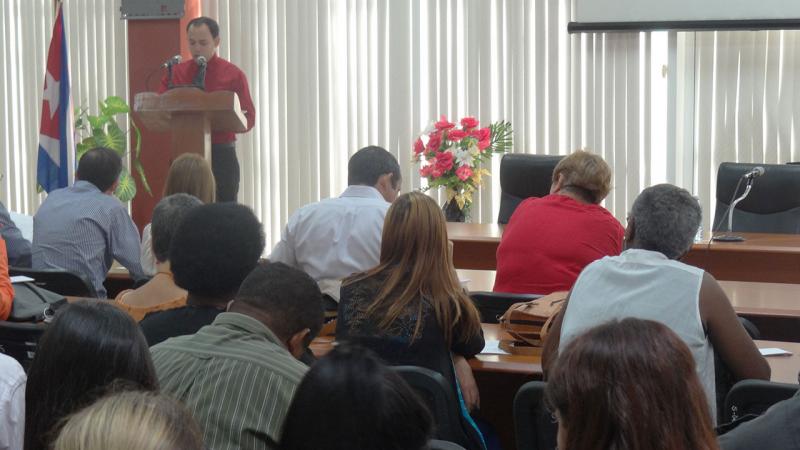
[134,87,247,161]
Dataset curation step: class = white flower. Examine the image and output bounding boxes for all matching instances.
[454,147,472,166]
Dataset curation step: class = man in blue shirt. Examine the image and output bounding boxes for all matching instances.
[32,147,144,297]
[0,201,31,267]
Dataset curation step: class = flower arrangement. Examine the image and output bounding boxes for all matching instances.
[413,115,513,216]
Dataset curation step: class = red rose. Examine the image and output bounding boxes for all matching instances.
[435,151,455,172]
[460,117,479,129]
[420,165,433,177]
[470,127,491,142]
[427,132,442,152]
[434,115,456,130]
[456,165,473,181]
[431,166,444,178]
[413,138,425,154]
[477,139,491,151]
[448,129,468,141]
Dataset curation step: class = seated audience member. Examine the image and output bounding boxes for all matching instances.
[546,318,719,450]
[151,261,323,450]
[543,184,770,423]
[32,147,144,297]
[281,344,433,450]
[24,301,158,450]
[718,391,800,450]
[139,202,264,346]
[494,150,624,294]
[270,146,401,307]
[53,391,204,450]
[338,192,485,450]
[115,194,202,321]
[140,154,215,276]
[0,200,32,267]
[0,353,25,450]
[0,238,14,320]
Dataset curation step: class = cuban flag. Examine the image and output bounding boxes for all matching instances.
[37,4,70,193]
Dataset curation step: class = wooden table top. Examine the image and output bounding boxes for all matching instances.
[311,323,799,383]
[457,269,800,320]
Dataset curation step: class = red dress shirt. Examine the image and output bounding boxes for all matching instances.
[159,55,255,144]
[493,194,625,295]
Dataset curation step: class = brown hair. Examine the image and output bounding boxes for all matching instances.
[53,391,204,450]
[552,150,612,203]
[163,154,215,204]
[546,318,718,450]
[345,192,481,345]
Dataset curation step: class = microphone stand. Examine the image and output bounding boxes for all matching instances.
[712,177,755,242]
[167,63,175,90]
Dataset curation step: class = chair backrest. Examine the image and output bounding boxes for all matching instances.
[714,162,800,234]
[0,321,46,371]
[9,267,95,297]
[513,381,557,450]
[714,317,762,419]
[393,366,483,450]
[723,379,800,424]
[469,291,543,324]
[498,154,564,224]
[428,440,467,450]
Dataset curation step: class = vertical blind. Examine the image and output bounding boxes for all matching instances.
[0,0,127,215]
[2,1,797,248]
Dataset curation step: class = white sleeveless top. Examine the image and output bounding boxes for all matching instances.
[560,248,717,422]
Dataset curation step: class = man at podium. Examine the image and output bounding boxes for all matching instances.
[159,16,255,203]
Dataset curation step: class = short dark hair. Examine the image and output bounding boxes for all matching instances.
[630,184,702,259]
[151,194,203,263]
[76,147,122,192]
[24,301,158,450]
[280,344,432,450]
[186,16,219,39]
[347,146,401,188]
[234,262,324,342]
[169,203,265,299]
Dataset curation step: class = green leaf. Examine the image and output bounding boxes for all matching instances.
[98,121,127,154]
[114,170,137,202]
[100,96,131,116]
[488,120,514,154]
[76,137,97,161]
[133,158,152,196]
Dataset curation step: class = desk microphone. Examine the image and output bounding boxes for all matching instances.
[161,55,182,68]
[742,166,765,180]
[194,56,208,90]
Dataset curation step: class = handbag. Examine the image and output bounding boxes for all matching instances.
[8,282,67,322]
[498,291,567,353]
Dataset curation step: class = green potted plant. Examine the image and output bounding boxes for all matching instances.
[74,96,151,202]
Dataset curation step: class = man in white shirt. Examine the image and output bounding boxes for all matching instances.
[0,353,25,450]
[270,146,401,308]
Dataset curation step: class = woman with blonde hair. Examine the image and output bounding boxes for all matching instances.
[494,149,624,294]
[140,153,215,276]
[53,391,204,450]
[337,192,485,450]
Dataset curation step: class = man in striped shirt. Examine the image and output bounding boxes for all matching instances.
[151,261,324,450]
[32,147,144,297]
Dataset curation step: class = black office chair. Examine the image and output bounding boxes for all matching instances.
[715,317,762,420]
[723,380,800,424]
[498,154,564,224]
[713,162,800,234]
[0,321,46,371]
[394,366,484,450]
[513,381,557,450]
[428,440,467,450]
[9,267,95,298]
[469,291,542,324]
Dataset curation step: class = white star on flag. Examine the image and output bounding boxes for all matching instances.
[42,71,60,120]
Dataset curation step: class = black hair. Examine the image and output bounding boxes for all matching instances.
[280,344,432,450]
[234,261,324,342]
[151,194,203,263]
[347,146,401,188]
[75,147,122,192]
[186,16,220,39]
[24,301,158,450]
[169,202,265,299]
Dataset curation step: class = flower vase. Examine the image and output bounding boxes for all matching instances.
[443,199,466,223]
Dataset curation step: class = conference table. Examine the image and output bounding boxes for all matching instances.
[447,223,800,284]
[311,323,800,450]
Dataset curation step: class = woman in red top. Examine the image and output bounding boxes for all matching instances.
[494,150,624,294]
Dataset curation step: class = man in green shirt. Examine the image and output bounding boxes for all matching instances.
[151,262,324,450]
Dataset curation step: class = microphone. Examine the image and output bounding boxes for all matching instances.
[742,166,765,179]
[196,56,207,67]
[193,56,208,90]
[161,54,182,68]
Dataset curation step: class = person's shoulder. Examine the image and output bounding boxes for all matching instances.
[0,353,24,383]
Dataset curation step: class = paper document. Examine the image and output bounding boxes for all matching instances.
[10,275,34,284]
[481,340,510,355]
[759,348,792,357]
